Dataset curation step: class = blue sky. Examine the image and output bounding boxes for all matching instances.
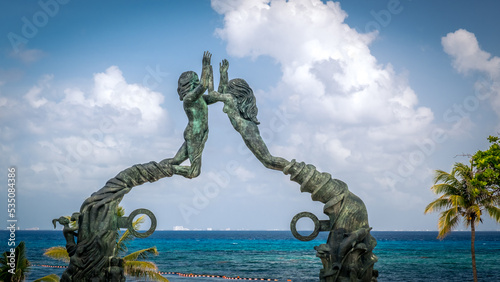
[1,0,500,232]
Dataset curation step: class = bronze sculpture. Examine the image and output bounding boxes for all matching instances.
[210,60,378,281]
[160,51,214,179]
[285,160,378,281]
[57,161,170,281]
[206,59,289,171]
[55,52,377,281]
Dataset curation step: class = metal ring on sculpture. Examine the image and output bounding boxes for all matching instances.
[290,211,320,241]
[127,208,157,238]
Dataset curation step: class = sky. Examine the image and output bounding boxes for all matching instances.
[1,0,500,232]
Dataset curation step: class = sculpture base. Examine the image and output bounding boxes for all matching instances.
[316,228,378,282]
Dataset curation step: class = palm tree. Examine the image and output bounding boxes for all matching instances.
[0,241,30,282]
[425,161,500,282]
[43,207,168,281]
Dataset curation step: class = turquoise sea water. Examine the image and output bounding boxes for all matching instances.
[1,231,499,281]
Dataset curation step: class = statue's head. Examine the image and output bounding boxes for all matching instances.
[227,78,260,125]
[52,216,70,228]
[177,71,199,101]
[71,212,80,222]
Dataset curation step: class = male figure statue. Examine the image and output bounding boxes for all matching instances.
[161,51,213,178]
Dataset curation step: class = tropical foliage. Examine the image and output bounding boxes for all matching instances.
[115,206,168,282]
[425,135,500,282]
[0,241,30,282]
[42,207,168,281]
[33,273,61,282]
[473,135,500,197]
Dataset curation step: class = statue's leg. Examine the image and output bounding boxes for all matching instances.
[169,142,189,165]
[185,132,208,178]
[171,133,207,179]
[186,155,202,178]
[162,142,191,177]
[170,146,203,179]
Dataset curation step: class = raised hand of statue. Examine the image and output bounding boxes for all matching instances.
[201,51,212,90]
[218,59,229,94]
[202,51,212,67]
[220,59,229,74]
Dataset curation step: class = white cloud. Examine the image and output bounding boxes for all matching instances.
[31,163,48,173]
[213,0,434,191]
[92,66,165,125]
[233,165,255,181]
[442,29,500,78]
[56,66,166,131]
[21,66,168,134]
[442,29,500,117]
[24,74,52,108]
[63,88,89,105]
[10,66,175,192]
[10,47,45,63]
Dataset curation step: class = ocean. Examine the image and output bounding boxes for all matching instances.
[1,230,499,282]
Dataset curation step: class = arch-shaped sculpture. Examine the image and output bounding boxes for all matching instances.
[54,52,377,281]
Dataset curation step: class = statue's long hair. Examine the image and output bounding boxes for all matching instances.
[177,71,198,100]
[227,78,260,125]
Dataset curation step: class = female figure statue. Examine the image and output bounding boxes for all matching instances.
[207,59,289,171]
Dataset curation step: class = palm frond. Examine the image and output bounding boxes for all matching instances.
[44,246,70,263]
[116,229,131,255]
[124,260,157,276]
[15,241,30,281]
[424,197,451,214]
[123,246,159,262]
[476,190,492,202]
[485,206,500,223]
[494,195,500,206]
[434,170,459,186]
[147,271,170,282]
[117,206,125,217]
[15,241,28,264]
[431,183,460,197]
[33,274,61,282]
[132,215,146,230]
[452,162,473,181]
[0,252,11,281]
[448,195,466,209]
[0,241,30,282]
[124,260,169,281]
[437,208,460,238]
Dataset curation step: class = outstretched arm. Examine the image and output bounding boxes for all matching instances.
[242,125,290,171]
[204,90,232,104]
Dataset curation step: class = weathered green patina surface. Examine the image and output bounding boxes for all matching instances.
[56,161,171,281]
[56,52,377,281]
[210,60,378,281]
